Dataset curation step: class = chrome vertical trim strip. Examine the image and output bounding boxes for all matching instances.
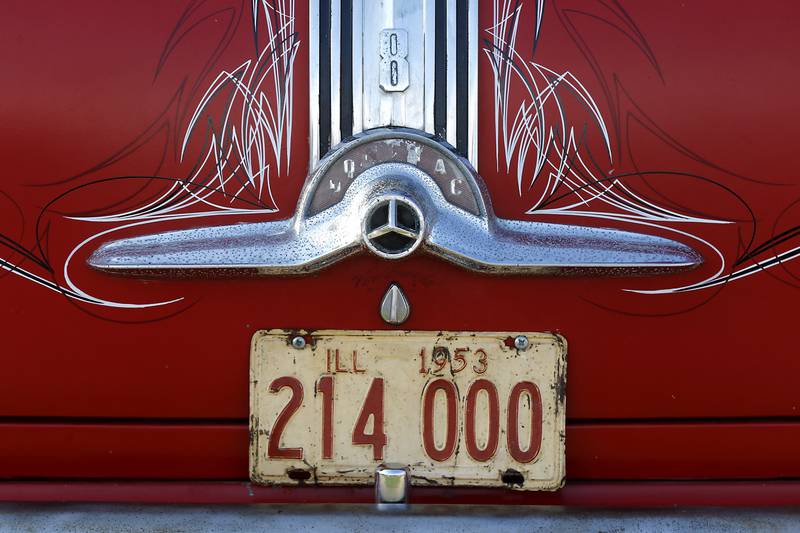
[330,0,342,147]
[423,0,436,134]
[351,0,363,136]
[445,0,457,148]
[360,1,380,130]
[402,2,426,129]
[467,0,478,167]
[309,0,320,168]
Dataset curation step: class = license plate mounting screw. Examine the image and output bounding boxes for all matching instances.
[514,335,530,350]
[291,336,307,349]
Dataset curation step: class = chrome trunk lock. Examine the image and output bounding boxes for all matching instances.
[380,284,411,325]
[88,129,701,276]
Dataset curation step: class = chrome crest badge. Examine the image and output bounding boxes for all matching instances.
[363,197,424,259]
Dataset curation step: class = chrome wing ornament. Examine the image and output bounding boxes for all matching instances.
[89,130,701,276]
[90,0,701,278]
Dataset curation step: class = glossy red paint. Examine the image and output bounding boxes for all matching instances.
[1,0,799,504]
[4,481,800,508]
[1,421,800,481]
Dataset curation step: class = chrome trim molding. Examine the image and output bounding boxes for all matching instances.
[4,504,797,530]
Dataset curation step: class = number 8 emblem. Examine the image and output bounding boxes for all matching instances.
[379,29,410,92]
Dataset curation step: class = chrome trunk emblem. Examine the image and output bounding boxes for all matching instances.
[88,129,701,276]
[86,2,701,278]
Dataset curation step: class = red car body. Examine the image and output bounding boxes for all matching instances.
[1,0,799,506]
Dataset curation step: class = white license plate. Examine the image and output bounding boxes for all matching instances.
[249,330,566,491]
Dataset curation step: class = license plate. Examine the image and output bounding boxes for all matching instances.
[249,330,567,491]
